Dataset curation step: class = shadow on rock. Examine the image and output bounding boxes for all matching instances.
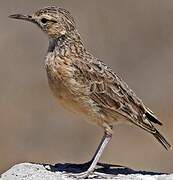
[43,162,166,176]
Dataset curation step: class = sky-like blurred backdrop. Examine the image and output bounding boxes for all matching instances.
[0,0,173,174]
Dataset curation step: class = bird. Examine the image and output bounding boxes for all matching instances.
[9,6,171,178]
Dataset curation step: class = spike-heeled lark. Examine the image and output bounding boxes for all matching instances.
[10,6,171,178]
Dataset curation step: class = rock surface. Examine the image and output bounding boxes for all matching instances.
[1,162,173,180]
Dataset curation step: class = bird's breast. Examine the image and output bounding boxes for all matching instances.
[45,53,90,114]
[45,52,74,95]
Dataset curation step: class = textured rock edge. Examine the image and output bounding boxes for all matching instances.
[1,163,173,180]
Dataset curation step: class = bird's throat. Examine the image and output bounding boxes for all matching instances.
[48,31,86,58]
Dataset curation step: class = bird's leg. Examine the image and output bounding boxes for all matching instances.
[68,130,113,178]
[86,133,112,172]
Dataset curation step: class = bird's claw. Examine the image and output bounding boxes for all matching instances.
[65,171,94,179]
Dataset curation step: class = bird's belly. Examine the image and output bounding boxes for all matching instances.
[46,72,90,116]
[45,63,120,131]
[45,61,88,116]
[48,76,121,126]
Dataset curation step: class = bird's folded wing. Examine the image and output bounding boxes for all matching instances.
[73,58,162,130]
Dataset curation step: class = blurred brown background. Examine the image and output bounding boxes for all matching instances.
[1,0,173,174]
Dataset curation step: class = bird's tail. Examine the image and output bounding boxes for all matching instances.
[129,114,171,150]
[152,128,172,151]
[144,109,171,150]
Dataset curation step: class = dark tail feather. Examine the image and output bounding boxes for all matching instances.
[152,129,172,150]
[128,114,171,150]
[145,112,162,126]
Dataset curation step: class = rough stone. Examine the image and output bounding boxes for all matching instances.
[1,162,173,180]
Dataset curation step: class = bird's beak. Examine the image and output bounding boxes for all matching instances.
[9,14,35,23]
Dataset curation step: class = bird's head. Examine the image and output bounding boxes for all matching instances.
[9,6,76,39]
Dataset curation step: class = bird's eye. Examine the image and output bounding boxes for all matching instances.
[41,18,49,24]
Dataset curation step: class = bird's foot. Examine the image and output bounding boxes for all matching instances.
[66,170,94,179]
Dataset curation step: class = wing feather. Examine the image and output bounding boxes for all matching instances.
[73,58,145,121]
[72,57,171,150]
